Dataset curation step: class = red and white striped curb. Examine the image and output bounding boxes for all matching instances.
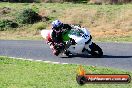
[9,56,68,65]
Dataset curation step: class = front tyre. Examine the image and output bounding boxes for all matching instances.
[90,43,103,58]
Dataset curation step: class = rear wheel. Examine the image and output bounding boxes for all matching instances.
[90,43,103,58]
[65,50,72,57]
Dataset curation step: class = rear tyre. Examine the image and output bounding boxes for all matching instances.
[65,50,72,57]
[90,43,103,58]
[53,49,60,56]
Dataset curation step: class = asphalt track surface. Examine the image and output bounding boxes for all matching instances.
[0,40,132,71]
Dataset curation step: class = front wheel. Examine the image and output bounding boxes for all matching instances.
[90,43,103,58]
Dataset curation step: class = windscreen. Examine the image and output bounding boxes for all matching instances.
[69,29,84,37]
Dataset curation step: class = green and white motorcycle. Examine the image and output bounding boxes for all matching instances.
[41,25,103,58]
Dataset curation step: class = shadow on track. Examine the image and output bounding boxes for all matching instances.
[103,55,132,58]
[60,54,132,58]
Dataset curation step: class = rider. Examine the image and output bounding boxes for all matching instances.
[51,20,72,56]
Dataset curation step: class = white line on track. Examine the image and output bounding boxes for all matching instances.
[9,56,69,65]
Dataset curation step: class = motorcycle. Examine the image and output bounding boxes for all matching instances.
[41,25,103,58]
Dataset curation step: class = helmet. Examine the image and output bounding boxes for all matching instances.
[52,20,62,29]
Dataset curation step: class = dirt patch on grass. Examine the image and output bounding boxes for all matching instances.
[60,8,97,26]
[92,28,131,37]
[59,6,132,41]
[0,28,41,40]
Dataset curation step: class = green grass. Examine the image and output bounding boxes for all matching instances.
[0,56,132,88]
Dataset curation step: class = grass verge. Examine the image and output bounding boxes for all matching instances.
[0,56,132,88]
[0,3,132,42]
